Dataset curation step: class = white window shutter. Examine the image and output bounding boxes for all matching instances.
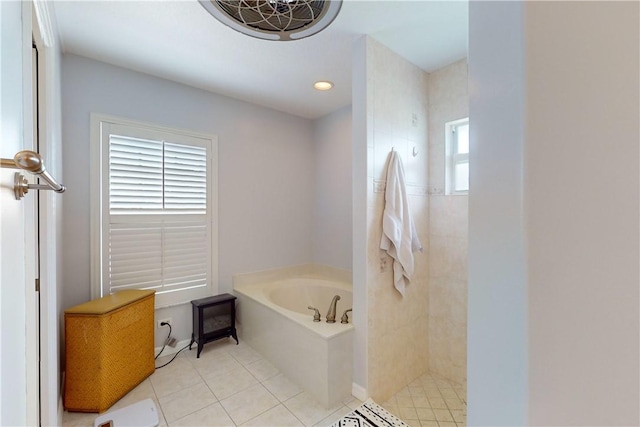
[96,118,217,308]
[162,222,208,291]
[108,221,209,296]
[109,135,164,212]
[164,142,207,211]
[109,223,163,292]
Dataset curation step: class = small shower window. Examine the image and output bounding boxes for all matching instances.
[445,118,469,195]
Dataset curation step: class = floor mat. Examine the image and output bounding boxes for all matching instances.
[331,398,409,427]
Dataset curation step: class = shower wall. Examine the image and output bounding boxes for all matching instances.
[364,38,430,402]
[427,59,469,388]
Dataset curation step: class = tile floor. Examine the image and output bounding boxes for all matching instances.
[380,373,467,427]
[62,339,465,427]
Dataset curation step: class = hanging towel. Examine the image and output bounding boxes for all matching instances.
[380,150,423,296]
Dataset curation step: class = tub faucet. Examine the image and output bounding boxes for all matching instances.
[341,309,352,324]
[307,306,321,322]
[326,295,341,323]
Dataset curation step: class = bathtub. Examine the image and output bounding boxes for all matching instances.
[233,265,353,408]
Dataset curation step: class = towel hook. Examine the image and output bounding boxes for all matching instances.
[412,146,418,157]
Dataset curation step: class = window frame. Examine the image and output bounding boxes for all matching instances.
[90,114,218,308]
[445,117,470,195]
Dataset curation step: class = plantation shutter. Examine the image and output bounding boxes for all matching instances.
[108,221,209,294]
[100,122,215,307]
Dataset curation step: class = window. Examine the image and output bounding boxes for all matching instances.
[446,118,469,194]
[91,115,218,308]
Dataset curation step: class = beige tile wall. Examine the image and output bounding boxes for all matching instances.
[365,38,430,402]
[427,59,469,389]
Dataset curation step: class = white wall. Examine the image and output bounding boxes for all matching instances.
[61,54,316,345]
[468,1,639,426]
[312,106,352,271]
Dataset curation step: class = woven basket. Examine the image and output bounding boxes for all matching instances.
[64,290,155,413]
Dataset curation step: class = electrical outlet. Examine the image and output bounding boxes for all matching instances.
[157,318,172,329]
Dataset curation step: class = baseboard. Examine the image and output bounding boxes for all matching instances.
[154,339,192,359]
[352,383,368,402]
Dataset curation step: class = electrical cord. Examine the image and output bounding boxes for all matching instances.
[154,321,190,369]
[155,322,172,360]
[155,343,190,369]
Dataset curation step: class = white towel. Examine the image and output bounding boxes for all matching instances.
[380,151,423,296]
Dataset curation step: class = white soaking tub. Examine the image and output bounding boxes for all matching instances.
[233,265,353,408]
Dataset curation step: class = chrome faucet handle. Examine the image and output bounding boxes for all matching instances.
[308,306,321,322]
[340,308,353,324]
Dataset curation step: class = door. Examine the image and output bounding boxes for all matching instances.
[0,1,39,425]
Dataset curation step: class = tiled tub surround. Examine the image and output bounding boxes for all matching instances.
[427,59,468,389]
[363,37,431,402]
[233,265,353,408]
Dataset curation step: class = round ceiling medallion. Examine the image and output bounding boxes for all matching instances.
[199,0,343,41]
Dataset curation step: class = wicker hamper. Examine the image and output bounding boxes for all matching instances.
[64,290,155,413]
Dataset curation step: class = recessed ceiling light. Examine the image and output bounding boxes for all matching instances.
[314,81,334,91]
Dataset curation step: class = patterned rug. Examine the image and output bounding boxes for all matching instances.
[331,399,409,427]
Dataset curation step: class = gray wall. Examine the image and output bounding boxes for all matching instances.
[467,2,528,423]
[312,106,353,271]
[61,54,316,345]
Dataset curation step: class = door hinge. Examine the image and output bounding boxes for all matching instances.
[35,278,40,292]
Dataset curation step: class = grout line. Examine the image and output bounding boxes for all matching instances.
[390,373,466,427]
[247,379,281,424]
[152,340,364,427]
[199,373,233,425]
[205,343,287,426]
[147,374,170,426]
[174,344,234,426]
[256,374,306,426]
[199,347,241,426]
[283,403,306,427]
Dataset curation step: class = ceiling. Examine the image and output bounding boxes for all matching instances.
[54,1,468,119]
